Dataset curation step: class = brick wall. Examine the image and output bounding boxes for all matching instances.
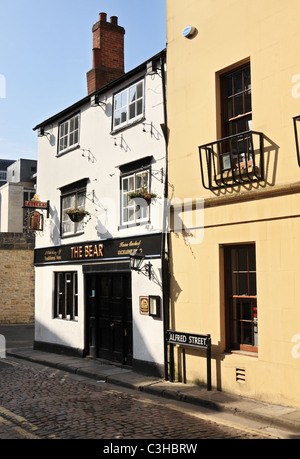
[0,233,35,324]
[87,13,125,95]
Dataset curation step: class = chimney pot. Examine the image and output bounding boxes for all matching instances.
[99,12,107,22]
[110,16,118,25]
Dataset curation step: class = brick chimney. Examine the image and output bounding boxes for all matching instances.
[87,12,125,95]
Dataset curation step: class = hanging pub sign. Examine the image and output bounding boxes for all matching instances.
[23,196,50,218]
[27,210,44,232]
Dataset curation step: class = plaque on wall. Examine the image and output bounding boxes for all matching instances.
[139,296,149,315]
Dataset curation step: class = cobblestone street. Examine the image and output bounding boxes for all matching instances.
[0,357,267,441]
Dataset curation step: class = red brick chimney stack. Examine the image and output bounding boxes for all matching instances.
[87,12,125,95]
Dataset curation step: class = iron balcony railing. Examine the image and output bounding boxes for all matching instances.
[199,130,264,190]
[293,115,300,167]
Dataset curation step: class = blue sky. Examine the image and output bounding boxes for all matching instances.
[0,0,166,161]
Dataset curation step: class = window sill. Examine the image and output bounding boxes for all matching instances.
[216,164,259,181]
[230,350,258,358]
[56,143,80,157]
[111,116,145,135]
[119,220,149,230]
[61,231,84,239]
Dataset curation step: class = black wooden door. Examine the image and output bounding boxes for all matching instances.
[86,273,132,365]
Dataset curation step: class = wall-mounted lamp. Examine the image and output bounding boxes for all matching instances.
[130,247,152,280]
[38,127,51,138]
[149,295,161,318]
[293,115,300,166]
[91,94,107,108]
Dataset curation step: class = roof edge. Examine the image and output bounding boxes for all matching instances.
[33,48,166,131]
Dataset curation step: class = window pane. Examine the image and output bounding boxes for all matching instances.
[244,67,251,90]
[121,92,127,107]
[130,86,136,102]
[234,94,244,117]
[76,193,85,208]
[245,90,252,113]
[115,94,121,110]
[242,301,252,320]
[249,273,257,295]
[238,273,248,295]
[242,322,253,346]
[226,75,233,96]
[136,82,143,99]
[233,71,243,94]
[121,107,127,123]
[226,98,233,119]
[114,110,121,126]
[128,176,134,190]
[129,102,136,119]
[128,207,134,221]
[249,246,256,271]
[137,99,143,116]
[239,247,248,270]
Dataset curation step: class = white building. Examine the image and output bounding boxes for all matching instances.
[33,13,168,377]
[0,159,37,233]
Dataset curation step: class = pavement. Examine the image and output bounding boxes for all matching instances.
[1,324,300,438]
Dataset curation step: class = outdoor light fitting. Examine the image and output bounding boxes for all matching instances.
[129,247,152,280]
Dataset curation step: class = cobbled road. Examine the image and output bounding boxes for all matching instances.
[0,358,267,440]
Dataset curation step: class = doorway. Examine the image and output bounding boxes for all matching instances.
[85,272,133,365]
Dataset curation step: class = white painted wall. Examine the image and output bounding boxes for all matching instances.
[0,183,24,232]
[34,60,167,367]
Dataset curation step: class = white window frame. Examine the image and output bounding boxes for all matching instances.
[113,80,144,129]
[121,169,150,226]
[58,113,80,154]
[54,272,78,321]
[61,190,86,237]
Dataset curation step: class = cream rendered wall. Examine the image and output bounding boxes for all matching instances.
[167,0,300,198]
[167,0,300,407]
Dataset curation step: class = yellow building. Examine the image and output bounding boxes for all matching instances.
[166,0,300,408]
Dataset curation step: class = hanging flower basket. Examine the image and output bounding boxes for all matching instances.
[66,208,91,223]
[127,187,157,204]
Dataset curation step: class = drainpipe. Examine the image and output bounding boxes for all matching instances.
[160,50,170,381]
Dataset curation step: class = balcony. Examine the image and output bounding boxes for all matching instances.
[199,131,264,190]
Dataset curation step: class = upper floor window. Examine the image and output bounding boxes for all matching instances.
[113,80,144,129]
[0,171,7,181]
[220,63,252,171]
[60,179,87,237]
[221,64,252,137]
[121,169,150,226]
[58,114,80,154]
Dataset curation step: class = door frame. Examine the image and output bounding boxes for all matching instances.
[84,263,133,365]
